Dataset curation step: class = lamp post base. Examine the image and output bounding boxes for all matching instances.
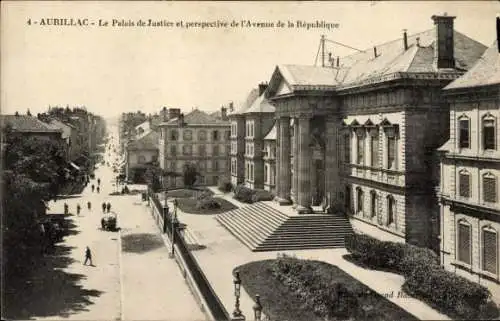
[231,314,245,321]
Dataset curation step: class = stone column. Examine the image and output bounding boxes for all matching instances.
[277,116,292,204]
[292,119,299,206]
[296,116,312,213]
[274,119,281,200]
[325,115,341,213]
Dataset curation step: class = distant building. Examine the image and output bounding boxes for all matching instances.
[125,129,159,182]
[1,113,62,140]
[438,39,500,296]
[158,107,230,188]
[229,83,275,190]
[47,119,78,161]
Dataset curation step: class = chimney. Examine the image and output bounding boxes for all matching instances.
[432,13,456,69]
[178,113,185,127]
[497,15,500,53]
[221,106,228,120]
[229,101,234,112]
[373,46,378,58]
[403,29,408,50]
[258,82,268,96]
[161,107,168,121]
[169,108,181,120]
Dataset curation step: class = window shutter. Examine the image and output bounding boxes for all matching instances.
[459,173,470,198]
[483,230,497,274]
[483,176,497,203]
[458,223,472,265]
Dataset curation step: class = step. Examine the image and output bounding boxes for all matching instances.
[254,243,346,252]
[248,204,288,227]
[252,202,290,220]
[216,217,258,250]
[227,213,273,242]
[241,207,284,231]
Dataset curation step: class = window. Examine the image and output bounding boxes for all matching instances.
[270,167,275,185]
[250,164,254,181]
[170,129,178,141]
[213,145,219,156]
[345,185,352,213]
[483,173,497,203]
[458,118,470,149]
[357,131,365,165]
[344,133,351,163]
[483,117,496,150]
[264,165,268,183]
[385,126,398,170]
[198,130,207,141]
[152,155,158,163]
[182,145,192,155]
[170,161,176,171]
[370,191,377,218]
[212,130,219,141]
[198,161,205,171]
[138,155,146,164]
[199,145,206,156]
[483,227,498,275]
[371,130,379,167]
[225,130,231,140]
[183,130,192,141]
[459,170,471,198]
[457,220,472,265]
[387,195,396,226]
[356,188,364,214]
[214,160,219,171]
[170,145,177,156]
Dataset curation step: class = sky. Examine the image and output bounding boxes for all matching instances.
[1,1,499,119]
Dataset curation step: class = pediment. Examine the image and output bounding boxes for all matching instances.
[276,80,292,96]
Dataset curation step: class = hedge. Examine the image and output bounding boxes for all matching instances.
[233,185,255,203]
[218,179,232,193]
[345,233,498,319]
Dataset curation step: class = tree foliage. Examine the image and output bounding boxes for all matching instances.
[183,162,199,188]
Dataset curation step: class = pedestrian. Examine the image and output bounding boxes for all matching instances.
[87,201,91,210]
[97,186,100,194]
[106,202,111,213]
[83,246,93,266]
[64,203,69,215]
[102,202,106,213]
[97,178,101,186]
[76,204,81,216]
[91,184,95,192]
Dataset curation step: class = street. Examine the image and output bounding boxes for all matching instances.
[4,127,204,321]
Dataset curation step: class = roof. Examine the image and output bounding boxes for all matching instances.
[264,123,277,140]
[135,120,151,131]
[242,93,276,114]
[229,88,260,116]
[444,41,500,90]
[162,109,229,126]
[48,119,73,139]
[266,29,487,95]
[1,115,62,133]
[127,130,159,150]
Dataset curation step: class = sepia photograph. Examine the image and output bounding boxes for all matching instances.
[1,1,499,321]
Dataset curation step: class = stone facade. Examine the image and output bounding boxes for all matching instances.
[439,40,500,296]
[159,108,230,188]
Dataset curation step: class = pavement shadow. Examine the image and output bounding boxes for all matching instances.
[55,195,82,200]
[121,233,165,254]
[3,243,103,320]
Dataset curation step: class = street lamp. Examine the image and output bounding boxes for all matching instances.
[170,198,178,258]
[253,294,263,321]
[232,270,244,320]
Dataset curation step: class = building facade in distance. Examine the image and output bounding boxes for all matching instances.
[439,39,500,295]
[159,108,230,188]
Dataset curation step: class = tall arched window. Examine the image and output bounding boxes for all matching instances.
[482,173,497,203]
[356,187,364,214]
[387,195,396,226]
[170,129,178,141]
[482,114,496,150]
[198,130,207,141]
[457,219,472,265]
[458,169,471,198]
[170,145,177,156]
[458,115,470,149]
[370,190,378,218]
[482,226,498,275]
[183,130,193,141]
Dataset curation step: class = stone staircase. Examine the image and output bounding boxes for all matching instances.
[215,202,353,252]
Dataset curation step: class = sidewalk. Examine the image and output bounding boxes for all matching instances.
[171,196,451,321]
[118,195,205,321]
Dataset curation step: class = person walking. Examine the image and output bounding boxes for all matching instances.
[106,202,111,213]
[64,203,69,215]
[87,201,92,210]
[102,202,106,213]
[97,178,101,186]
[76,204,81,216]
[96,186,100,194]
[91,184,95,193]
[83,246,93,266]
